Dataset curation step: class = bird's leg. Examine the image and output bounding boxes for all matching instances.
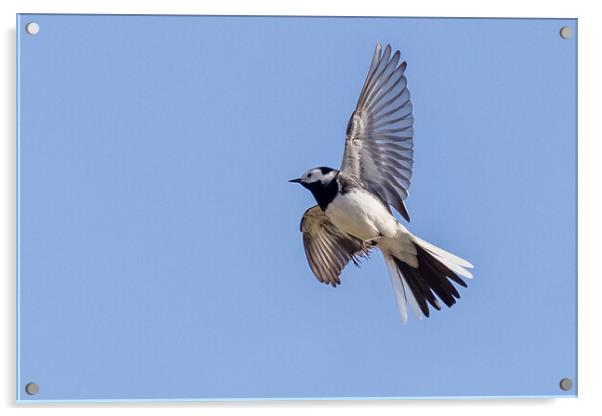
[362,234,383,250]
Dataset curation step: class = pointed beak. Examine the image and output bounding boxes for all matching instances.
[288,178,302,184]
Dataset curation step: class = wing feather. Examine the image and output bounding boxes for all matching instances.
[341,43,414,221]
[300,205,368,287]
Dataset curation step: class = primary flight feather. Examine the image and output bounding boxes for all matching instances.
[289,44,473,323]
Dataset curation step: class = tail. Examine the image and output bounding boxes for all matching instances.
[383,235,473,323]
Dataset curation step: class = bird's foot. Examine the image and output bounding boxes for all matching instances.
[362,236,382,250]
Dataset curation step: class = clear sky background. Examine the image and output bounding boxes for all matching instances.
[17,15,576,401]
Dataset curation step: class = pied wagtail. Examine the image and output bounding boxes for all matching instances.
[289,44,473,322]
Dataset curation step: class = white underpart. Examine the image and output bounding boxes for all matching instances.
[325,189,395,240]
[325,189,417,266]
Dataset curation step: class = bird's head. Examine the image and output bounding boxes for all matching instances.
[289,167,338,190]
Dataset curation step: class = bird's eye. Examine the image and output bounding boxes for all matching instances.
[307,173,312,178]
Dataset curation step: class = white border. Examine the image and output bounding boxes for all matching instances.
[3,1,600,415]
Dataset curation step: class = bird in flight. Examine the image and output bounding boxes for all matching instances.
[289,43,473,322]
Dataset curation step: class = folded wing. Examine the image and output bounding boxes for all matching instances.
[300,205,368,287]
[341,43,414,221]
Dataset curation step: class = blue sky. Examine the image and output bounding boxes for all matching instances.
[18,15,576,400]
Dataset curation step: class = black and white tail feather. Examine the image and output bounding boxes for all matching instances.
[384,236,473,323]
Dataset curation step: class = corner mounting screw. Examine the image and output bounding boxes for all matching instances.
[559,378,573,391]
[559,26,572,39]
[25,22,40,35]
[25,382,39,396]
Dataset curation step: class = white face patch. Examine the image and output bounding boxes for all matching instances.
[302,168,336,184]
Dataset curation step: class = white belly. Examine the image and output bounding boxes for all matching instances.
[325,190,399,241]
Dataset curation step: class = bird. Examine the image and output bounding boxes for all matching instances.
[289,43,473,323]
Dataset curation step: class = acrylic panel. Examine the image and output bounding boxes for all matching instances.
[16,14,577,402]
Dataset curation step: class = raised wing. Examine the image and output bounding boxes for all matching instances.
[341,43,414,221]
[300,205,368,287]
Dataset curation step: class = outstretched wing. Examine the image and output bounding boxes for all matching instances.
[341,43,414,221]
[300,205,368,287]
